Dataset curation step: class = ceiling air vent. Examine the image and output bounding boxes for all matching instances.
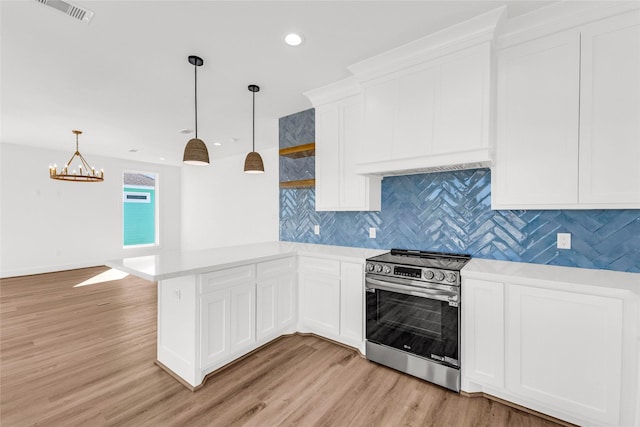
[35,0,94,23]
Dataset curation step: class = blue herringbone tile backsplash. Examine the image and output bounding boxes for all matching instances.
[279,110,640,273]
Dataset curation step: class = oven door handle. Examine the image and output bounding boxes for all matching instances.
[365,277,457,303]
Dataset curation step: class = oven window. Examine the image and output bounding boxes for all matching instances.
[366,288,459,363]
[378,292,442,338]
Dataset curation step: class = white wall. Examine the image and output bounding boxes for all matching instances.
[181,146,279,251]
[0,143,181,278]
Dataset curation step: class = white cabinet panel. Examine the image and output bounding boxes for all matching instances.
[276,273,296,328]
[229,283,255,352]
[462,278,504,389]
[299,274,340,335]
[313,92,381,211]
[360,79,395,165]
[339,262,364,345]
[435,44,490,154]
[200,265,255,294]
[315,103,341,209]
[495,30,580,207]
[200,289,230,367]
[298,256,340,275]
[340,96,381,211]
[257,272,296,339]
[256,279,277,339]
[579,11,640,205]
[394,66,437,159]
[506,285,623,425]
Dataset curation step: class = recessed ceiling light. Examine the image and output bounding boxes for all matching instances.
[284,33,303,46]
[213,142,222,146]
[159,157,166,161]
[179,128,194,134]
[129,149,140,153]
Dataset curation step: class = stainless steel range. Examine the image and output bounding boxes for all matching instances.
[365,249,471,392]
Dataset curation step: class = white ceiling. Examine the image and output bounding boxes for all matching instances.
[1,0,555,166]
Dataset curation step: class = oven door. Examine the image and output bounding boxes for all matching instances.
[365,275,460,367]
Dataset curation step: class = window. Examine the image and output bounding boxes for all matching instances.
[123,172,158,247]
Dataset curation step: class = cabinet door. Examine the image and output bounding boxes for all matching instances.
[229,283,255,352]
[579,11,640,206]
[340,95,380,211]
[394,66,437,160]
[276,273,296,329]
[316,96,381,211]
[506,285,623,425]
[339,262,364,345]
[434,43,490,154]
[256,278,277,339]
[462,278,504,389]
[299,270,340,336]
[315,103,341,209]
[494,30,580,207]
[200,289,230,367]
[360,78,396,165]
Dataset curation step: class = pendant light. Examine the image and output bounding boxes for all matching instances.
[49,130,104,182]
[183,55,209,165]
[244,84,264,173]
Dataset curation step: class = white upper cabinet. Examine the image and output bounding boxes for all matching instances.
[494,30,581,207]
[579,12,640,205]
[349,7,505,176]
[434,46,492,155]
[305,79,382,211]
[493,9,640,209]
[356,42,494,176]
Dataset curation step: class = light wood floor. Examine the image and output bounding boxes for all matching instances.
[1,266,563,427]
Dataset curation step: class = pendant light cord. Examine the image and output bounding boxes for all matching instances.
[252,91,255,152]
[194,64,198,139]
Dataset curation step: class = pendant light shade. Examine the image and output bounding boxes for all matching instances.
[183,55,210,166]
[244,151,264,173]
[244,84,264,174]
[183,138,209,165]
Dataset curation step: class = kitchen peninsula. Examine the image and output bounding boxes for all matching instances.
[107,242,384,389]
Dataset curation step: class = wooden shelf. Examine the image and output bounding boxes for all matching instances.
[279,179,316,189]
[279,143,315,159]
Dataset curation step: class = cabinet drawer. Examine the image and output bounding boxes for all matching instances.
[200,265,255,294]
[298,256,340,276]
[257,257,295,279]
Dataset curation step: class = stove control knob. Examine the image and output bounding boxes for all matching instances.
[375,264,383,273]
[366,263,374,272]
[424,270,434,280]
[445,272,457,283]
[434,271,445,281]
[383,265,392,274]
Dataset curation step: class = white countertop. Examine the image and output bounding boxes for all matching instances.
[463,258,640,295]
[106,241,386,281]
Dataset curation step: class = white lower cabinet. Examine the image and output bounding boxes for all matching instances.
[200,288,231,367]
[298,256,366,351]
[339,262,365,347]
[506,285,623,426]
[462,273,636,427]
[199,266,256,369]
[256,257,296,340]
[462,278,504,389]
[299,257,341,336]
